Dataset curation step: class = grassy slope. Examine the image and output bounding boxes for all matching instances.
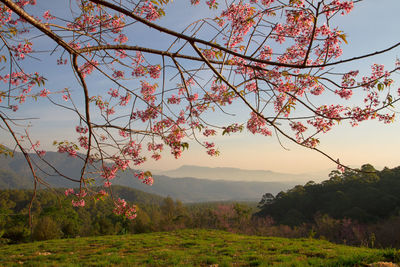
[0,229,399,266]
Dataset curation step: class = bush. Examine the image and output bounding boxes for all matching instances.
[33,216,62,241]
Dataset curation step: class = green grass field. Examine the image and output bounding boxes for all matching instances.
[0,229,399,266]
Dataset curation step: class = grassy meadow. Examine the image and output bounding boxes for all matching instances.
[0,229,399,266]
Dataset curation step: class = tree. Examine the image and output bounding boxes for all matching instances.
[0,0,399,224]
[258,193,275,208]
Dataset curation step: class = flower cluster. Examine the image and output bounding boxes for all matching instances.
[57,144,78,157]
[114,198,137,220]
[135,171,154,186]
[247,112,272,136]
[65,189,87,207]
[221,2,257,47]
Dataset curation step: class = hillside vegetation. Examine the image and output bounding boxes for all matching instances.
[257,164,400,225]
[0,229,399,266]
[4,164,400,248]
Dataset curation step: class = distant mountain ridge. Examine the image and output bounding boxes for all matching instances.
[154,165,328,183]
[0,151,310,202]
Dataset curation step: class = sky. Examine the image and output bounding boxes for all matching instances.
[1,0,400,176]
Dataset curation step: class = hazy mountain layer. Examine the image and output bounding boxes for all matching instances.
[154,165,329,183]
[0,152,302,202]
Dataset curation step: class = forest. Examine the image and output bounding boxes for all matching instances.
[2,164,400,249]
[256,164,400,225]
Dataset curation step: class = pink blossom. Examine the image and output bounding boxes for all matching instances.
[151,154,161,161]
[12,42,32,60]
[57,145,77,157]
[108,88,119,98]
[112,70,125,79]
[245,82,257,92]
[72,199,85,207]
[310,85,324,96]
[106,107,115,115]
[206,148,219,156]
[221,2,257,47]
[39,88,50,97]
[119,130,130,137]
[57,58,67,65]
[135,171,145,180]
[147,143,163,152]
[140,81,157,103]
[75,189,87,198]
[337,164,345,173]
[65,188,74,196]
[114,157,129,170]
[114,33,128,44]
[132,66,146,77]
[204,141,215,149]
[18,94,26,103]
[206,0,217,9]
[302,138,319,148]
[96,190,108,200]
[43,10,55,20]
[137,1,161,21]
[101,165,118,180]
[247,112,272,136]
[123,141,142,158]
[148,65,161,79]
[119,93,131,106]
[167,94,181,104]
[143,177,154,186]
[76,125,88,134]
[78,60,98,77]
[113,198,137,220]
[37,150,46,157]
[78,136,89,149]
[335,88,353,99]
[203,129,216,137]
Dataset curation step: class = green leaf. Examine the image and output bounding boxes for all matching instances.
[338,33,348,44]
[0,144,13,157]
[281,71,289,77]
[181,142,189,151]
[387,95,393,104]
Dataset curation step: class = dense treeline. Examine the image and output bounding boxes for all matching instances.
[0,186,165,243]
[253,164,400,247]
[256,164,400,225]
[0,186,258,244]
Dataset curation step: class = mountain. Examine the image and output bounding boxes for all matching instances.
[154,165,328,183]
[114,174,294,202]
[0,151,303,202]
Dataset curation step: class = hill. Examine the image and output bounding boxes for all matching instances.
[0,152,296,202]
[256,164,400,225]
[114,174,293,202]
[0,229,398,266]
[154,164,329,183]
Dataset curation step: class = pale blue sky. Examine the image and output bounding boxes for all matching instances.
[1,0,400,175]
